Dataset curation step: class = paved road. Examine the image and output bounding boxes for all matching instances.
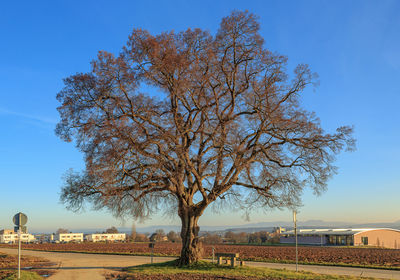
[247,260,400,279]
[1,248,400,279]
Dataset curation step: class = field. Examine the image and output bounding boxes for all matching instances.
[2,242,400,269]
[0,253,53,279]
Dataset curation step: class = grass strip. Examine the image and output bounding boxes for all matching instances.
[2,271,43,280]
[124,260,376,280]
[241,258,400,271]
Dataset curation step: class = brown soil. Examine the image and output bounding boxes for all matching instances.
[0,252,56,278]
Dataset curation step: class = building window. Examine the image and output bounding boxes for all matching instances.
[346,235,354,246]
[361,236,368,245]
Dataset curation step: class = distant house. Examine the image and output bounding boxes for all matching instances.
[149,233,168,242]
[280,228,400,249]
[55,233,83,243]
[85,233,126,242]
[0,229,35,243]
[34,234,54,243]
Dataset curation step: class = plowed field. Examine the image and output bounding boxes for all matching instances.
[0,252,54,279]
[2,243,400,268]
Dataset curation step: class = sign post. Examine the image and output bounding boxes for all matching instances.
[293,210,298,272]
[13,212,28,279]
[18,229,21,279]
[148,242,155,263]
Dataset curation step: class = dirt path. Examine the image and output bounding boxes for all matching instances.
[1,248,400,279]
[0,248,174,279]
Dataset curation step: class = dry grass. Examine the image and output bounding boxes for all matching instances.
[105,261,377,280]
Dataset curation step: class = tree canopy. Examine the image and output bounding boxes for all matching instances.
[56,10,354,265]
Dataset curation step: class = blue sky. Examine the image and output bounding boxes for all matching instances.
[1,0,399,233]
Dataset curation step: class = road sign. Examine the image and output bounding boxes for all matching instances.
[13,212,28,226]
[12,213,28,280]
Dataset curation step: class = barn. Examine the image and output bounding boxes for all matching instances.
[280,228,400,249]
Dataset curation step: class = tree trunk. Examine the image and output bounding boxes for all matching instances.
[177,208,203,266]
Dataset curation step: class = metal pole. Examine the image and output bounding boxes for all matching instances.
[293,211,298,272]
[18,229,21,279]
[212,247,215,263]
[151,245,153,264]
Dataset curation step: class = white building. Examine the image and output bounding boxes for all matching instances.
[55,233,83,243]
[0,231,36,243]
[85,233,126,242]
[280,228,400,248]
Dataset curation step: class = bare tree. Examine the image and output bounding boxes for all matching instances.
[56,11,354,265]
[167,230,181,243]
[134,233,149,242]
[201,233,222,244]
[105,226,119,234]
[56,228,69,234]
[224,231,235,243]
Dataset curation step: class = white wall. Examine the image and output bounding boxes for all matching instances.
[55,233,83,242]
[0,233,36,243]
[85,233,126,242]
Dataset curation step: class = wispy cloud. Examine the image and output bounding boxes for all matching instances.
[0,107,58,124]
